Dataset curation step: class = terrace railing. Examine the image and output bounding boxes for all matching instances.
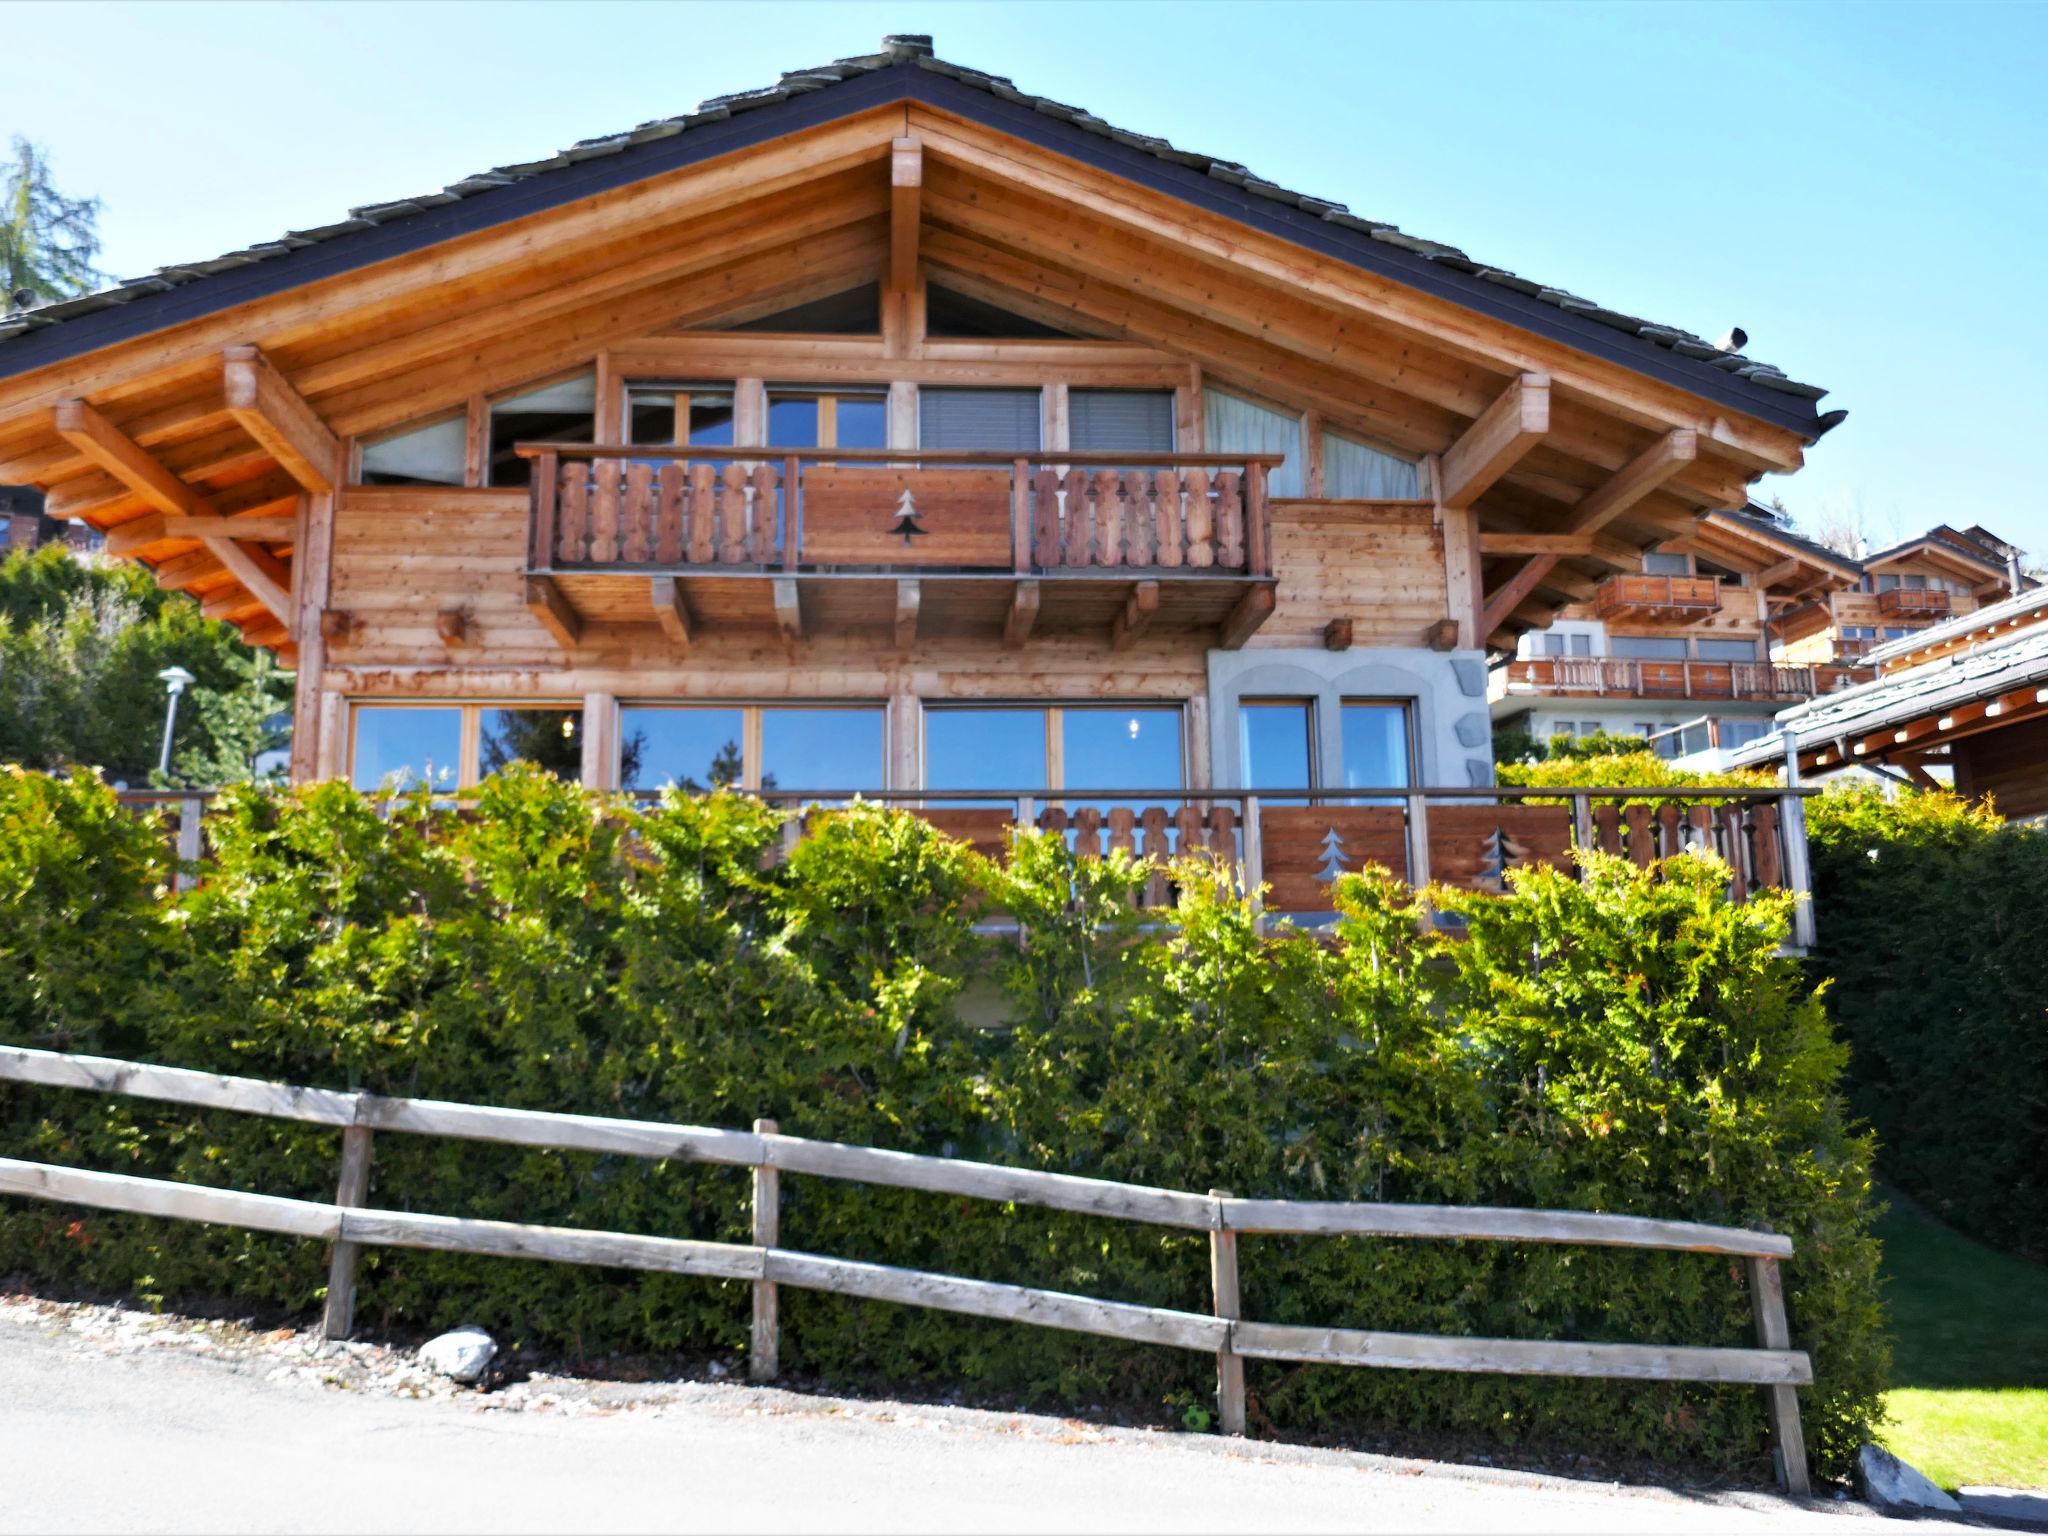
[0,1043,1812,1494]
[1498,657,1872,703]
[516,445,1279,578]
[120,783,1818,948]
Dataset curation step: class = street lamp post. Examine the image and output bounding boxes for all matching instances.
[157,666,196,777]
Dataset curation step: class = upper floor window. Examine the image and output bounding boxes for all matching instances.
[1069,389,1175,454]
[628,384,734,449]
[769,387,888,451]
[620,703,883,794]
[1204,389,1303,497]
[1611,635,1689,660]
[358,412,466,488]
[920,387,1041,453]
[1696,637,1760,662]
[487,372,595,487]
[1643,551,1692,576]
[1322,428,1422,498]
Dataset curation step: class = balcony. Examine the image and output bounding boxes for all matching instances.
[1594,574,1721,623]
[1876,587,1952,619]
[518,445,1280,649]
[1498,657,1874,702]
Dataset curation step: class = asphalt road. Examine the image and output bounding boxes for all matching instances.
[0,1311,1935,1535]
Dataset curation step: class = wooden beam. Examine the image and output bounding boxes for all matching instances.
[222,345,342,492]
[650,575,693,651]
[1004,578,1040,649]
[772,576,803,642]
[1480,555,1561,638]
[524,576,581,650]
[52,399,205,518]
[1439,374,1549,511]
[1218,585,1276,650]
[890,137,923,296]
[1478,532,1597,557]
[209,540,294,625]
[1563,429,1698,534]
[102,515,166,557]
[1111,580,1159,651]
[895,578,921,649]
[1753,556,1802,589]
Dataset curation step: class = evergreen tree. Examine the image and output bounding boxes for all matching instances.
[1,137,104,307]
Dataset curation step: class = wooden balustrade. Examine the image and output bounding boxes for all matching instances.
[521,445,1275,576]
[1502,657,1868,703]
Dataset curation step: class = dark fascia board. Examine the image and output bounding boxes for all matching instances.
[0,62,1823,439]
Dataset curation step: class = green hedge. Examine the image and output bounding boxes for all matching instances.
[1807,784,2048,1260]
[0,765,1885,1480]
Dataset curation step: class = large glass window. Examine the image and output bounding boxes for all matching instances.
[487,372,596,488]
[1062,707,1182,792]
[1643,551,1693,576]
[1719,718,1772,751]
[478,707,583,782]
[349,706,463,792]
[1239,700,1315,794]
[1322,428,1422,498]
[1339,702,1412,791]
[919,388,1042,453]
[766,387,888,454]
[358,413,466,488]
[620,704,882,795]
[1204,389,1303,497]
[924,705,1182,798]
[926,708,1048,793]
[628,384,734,451]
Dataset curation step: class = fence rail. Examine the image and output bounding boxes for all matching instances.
[0,1042,1810,1493]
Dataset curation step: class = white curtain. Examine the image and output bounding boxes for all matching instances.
[1322,429,1421,498]
[1204,389,1303,497]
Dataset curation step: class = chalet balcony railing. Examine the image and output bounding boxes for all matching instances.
[1498,657,1871,702]
[1875,587,1951,619]
[516,445,1279,577]
[1594,574,1721,623]
[119,784,1817,946]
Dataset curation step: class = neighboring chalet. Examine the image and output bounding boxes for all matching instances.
[1491,503,1869,755]
[1734,582,2048,821]
[0,38,1842,901]
[1774,524,2025,666]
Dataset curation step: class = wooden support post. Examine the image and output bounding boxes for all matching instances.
[1440,374,1549,511]
[174,795,204,892]
[1778,742,1817,950]
[895,578,921,650]
[1112,580,1159,650]
[322,1124,373,1341]
[751,1117,780,1383]
[1747,1255,1810,1497]
[1004,579,1040,649]
[1480,555,1560,642]
[1570,792,1594,861]
[1240,793,1264,931]
[1209,1190,1246,1436]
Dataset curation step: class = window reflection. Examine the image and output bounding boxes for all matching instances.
[1338,701,1411,793]
[351,707,462,792]
[925,709,1048,796]
[760,708,884,796]
[1240,701,1314,802]
[621,707,746,792]
[478,707,583,782]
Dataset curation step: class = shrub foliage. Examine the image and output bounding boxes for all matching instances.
[1806,784,2048,1260]
[0,765,1885,1479]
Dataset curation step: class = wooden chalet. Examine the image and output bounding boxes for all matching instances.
[0,36,1845,905]
[1492,504,1870,755]
[1734,582,2048,820]
[1774,524,2025,665]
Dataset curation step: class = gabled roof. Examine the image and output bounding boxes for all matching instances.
[1862,524,2018,576]
[1707,502,1863,579]
[0,35,1833,436]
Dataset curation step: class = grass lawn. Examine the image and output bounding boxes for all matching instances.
[1877,1190,2048,1490]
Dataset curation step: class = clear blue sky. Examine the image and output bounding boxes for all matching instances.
[8,0,2045,557]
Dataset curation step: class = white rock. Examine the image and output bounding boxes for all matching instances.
[418,1326,496,1385]
[1857,1444,1960,1517]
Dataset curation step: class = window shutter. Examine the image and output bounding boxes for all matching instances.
[919,388,1042,452]
[1069,390,1175,453]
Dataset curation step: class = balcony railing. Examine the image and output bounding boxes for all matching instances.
[1876,587,1951,619]
[119,784,1817,946]
[1498,657,1872,702]
[518,445,1278,577]
[1594,574,1721,623]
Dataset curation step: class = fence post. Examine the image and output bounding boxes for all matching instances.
[321,1123,373,1341]
[1570,792,1594,864]
[174,795,204,893]
[1208,1190,1246,1436]
[1777,735,1817,950]
[1240,794,1264,932]
[1747,1254,1811,1497]
[751,1117,780,1383]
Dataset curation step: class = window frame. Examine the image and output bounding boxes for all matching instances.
[920,701,1188,795]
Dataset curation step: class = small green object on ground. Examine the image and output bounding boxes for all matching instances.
[1878,1191,2048,1491]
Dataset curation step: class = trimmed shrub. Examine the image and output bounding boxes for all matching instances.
[0,766,1885,1480]
[1806,784,2048,1260]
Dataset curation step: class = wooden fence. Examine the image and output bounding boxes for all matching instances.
[0,1043,1811,1494]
